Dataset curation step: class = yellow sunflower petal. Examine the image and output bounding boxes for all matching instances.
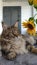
[33,0,37,5]
[27,28,36,36]
[22,22,28,28]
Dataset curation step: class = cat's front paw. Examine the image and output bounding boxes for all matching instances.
[5,52,16,60]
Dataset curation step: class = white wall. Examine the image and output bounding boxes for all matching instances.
[0,0,3,35]
[21,4,32,34]
[0,1,32,34]
[0,0,3,22]
[33,8,37,31]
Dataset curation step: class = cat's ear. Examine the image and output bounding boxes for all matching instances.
[2,21,8,30]
[14,21,18,27]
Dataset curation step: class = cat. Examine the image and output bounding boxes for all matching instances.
[1,21,28,60]
[1,21,36,60]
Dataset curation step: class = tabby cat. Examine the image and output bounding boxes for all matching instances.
[1,22,28,60]
[1,21,36,60]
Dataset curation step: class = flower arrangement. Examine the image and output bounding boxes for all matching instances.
[22,0,37,36]
[28,0,37,9]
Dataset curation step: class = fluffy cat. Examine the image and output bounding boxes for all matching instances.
[1,21,36,60]
[1,22,28,60]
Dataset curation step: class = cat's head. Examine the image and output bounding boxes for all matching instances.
[2,21,18,30]
[2,21,20,37]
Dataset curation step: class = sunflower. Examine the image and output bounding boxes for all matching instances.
[22,20,36,36]
[28,0,37,9]
[22,20,35,29]
[27,21,35,29]
[33,0,37,9]
[28,0,33,5]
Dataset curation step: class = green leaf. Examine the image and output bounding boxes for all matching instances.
[29,17,34,21]
[28,0,33,6]
[36,19,37,24]
[29,2,33,5]
[34,5,37,9]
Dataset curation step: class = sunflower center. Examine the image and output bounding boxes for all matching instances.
[27,24,34,29]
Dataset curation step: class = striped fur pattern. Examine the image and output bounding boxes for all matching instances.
[1,22,28,60]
